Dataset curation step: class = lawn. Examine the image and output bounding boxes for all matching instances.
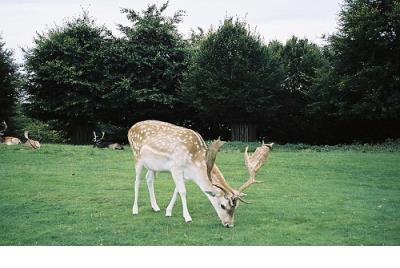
[0,143,399,245]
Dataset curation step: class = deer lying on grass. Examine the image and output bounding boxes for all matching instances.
[128,120,273,227]
[0,121,21,145]
[24,131,41,149]
[93,131,123,150]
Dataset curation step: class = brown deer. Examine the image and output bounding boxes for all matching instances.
[93,131,123,150]
[128,120,273,227]
[24,131,41,149]
[0,121,21,145]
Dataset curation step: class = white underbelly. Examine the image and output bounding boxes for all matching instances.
[142,157,173,172]
[138,145,194,180]
[139,147,174,172]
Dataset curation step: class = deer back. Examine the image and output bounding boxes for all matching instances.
[128,120,207,162]
[3,137,21,145]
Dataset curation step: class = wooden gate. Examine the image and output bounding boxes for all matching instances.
[231,124,256,141]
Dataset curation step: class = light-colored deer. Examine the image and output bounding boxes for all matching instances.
[128,120,273,227]
[0,121,21,145]
[24,131,41,149]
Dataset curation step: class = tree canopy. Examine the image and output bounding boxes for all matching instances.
[181,18,284,138]
[111,2,189,124]
[24,12,111,143]
[0,36,19,131]
[325,0,400,141]
[8,0,400,143]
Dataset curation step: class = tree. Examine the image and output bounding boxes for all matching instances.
[0,36,19,132]
[24,12,112,143]
[271,36,327,142]
[182,18,284,141]
[327,0,400,141]
[109,2,189,126]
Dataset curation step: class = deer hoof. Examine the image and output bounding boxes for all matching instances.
[151,203,160,212]
[132,207,139,215]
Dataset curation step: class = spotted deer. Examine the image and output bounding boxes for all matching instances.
[0,121,21,145]
[128,120,273,227]
[24,131,41,149]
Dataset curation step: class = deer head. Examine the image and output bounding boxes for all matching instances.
[204,140,273,227]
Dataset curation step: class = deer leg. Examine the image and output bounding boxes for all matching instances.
[171,168,192,223]
[132,162,143,215]
[145,170,160,212]
[165,187,178,217]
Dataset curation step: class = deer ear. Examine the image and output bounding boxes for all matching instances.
[204,190,217,197]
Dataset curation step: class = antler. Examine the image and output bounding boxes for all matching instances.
[24,131,29,140]
[206,137,225,179]
[237,142,274,195]
[1,121,7,134]
[206,139,273,203]
[93,131,105,142]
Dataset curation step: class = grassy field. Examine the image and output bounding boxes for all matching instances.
[0,143,399,245]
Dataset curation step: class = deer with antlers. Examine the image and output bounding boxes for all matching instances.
[128,120,273,227]
[24,131,41,149]
[93,131,123,150]
[0,121,21,145]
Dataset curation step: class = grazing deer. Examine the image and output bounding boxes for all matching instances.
[0,121,21,145]
[128,120,273,227]
[93,131,124,150]
[24,131,41,149]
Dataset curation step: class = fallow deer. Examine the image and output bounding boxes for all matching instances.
[128,120,273,227]
[93,131,123,150]
[24,131,41,149]
[0,121,21,145]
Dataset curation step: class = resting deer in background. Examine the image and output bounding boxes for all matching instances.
[128,120,273,227]
[93,131,124,150]
[0,121,21,145]
[24,131,41,149]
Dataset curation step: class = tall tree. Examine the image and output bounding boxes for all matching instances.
[328,0,400,141]
[182,18,284,141]
[109,2,189,126]
[0,36,19,131]
[24,12,111,143]
[272,36,327,142]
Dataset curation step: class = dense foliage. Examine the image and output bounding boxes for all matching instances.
[183,19,281,124]
[24,13,111,143]
[23,4,189,143]
[181,19,284,139]
[323,0,400,142]
[269,37,327,142]
[107,2,188,126]
[1,0,398,144]
[0,37,19,132]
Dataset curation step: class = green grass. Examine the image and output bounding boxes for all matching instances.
[0,143,399,245]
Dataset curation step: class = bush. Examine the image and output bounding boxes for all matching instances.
[11,106,66,143]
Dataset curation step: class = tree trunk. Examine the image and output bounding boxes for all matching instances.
[71,124,92,144]
[231,124,256,141]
